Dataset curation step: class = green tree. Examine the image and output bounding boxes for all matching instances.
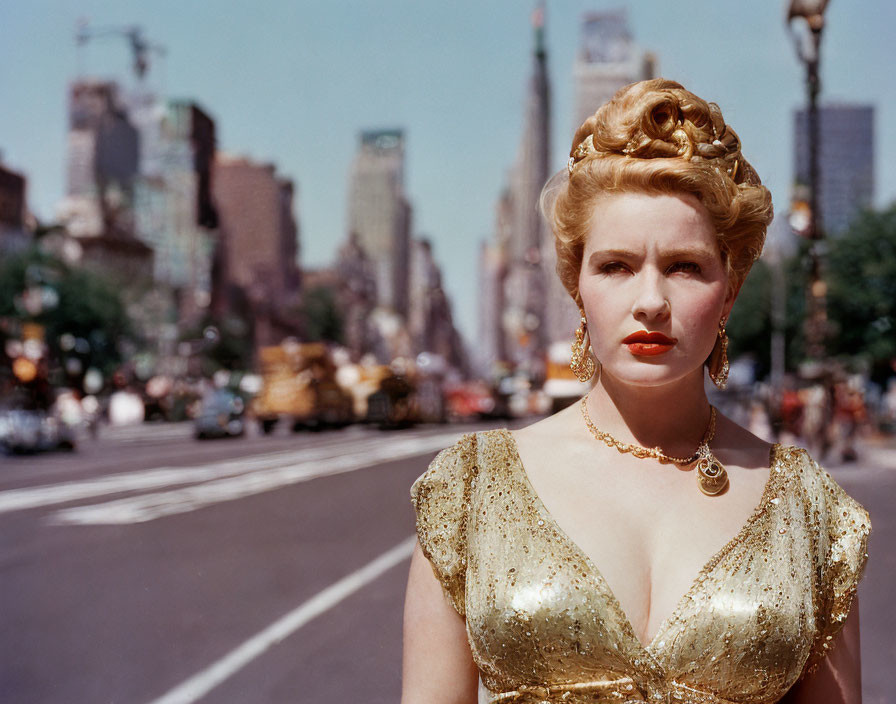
[826,205,896,382]
[301,286,343,343]
[727,249,810,378]
[727,259,772,375]
[181,313,254,376]
[0,245,133,388]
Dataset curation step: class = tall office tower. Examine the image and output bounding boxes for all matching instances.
[572,9,656,129]
[62,79,140,238]
[347,129,411,317]
[134,101,219,323]
[213,155,301,346]
[794,104,875,235]
[500,5,552,378]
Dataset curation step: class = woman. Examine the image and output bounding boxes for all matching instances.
[402,79,870,704]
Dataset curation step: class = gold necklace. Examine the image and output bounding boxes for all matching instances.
[579,397,729,496]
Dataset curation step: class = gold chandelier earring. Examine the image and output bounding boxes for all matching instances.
[570,312,597,382]
[708,317,730,390]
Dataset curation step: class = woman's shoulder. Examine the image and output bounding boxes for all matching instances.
[509,401,583,450]
[714,411,777,470]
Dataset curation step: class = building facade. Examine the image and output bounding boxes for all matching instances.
[134,101,219,323]
[347,129,411,317]
[794,104,875,235]
[61,80,140,239]
[407,237,467,372]
[573,9,656,129]
[212,154,301,346]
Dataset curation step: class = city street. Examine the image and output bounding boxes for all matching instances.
[0,422,892,703]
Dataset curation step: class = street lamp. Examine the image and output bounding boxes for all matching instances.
[787,0,830,363]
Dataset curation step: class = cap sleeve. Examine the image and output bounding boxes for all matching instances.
[800,452,871,675]
[410,432,477,617]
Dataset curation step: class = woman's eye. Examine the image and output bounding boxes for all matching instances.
[599,262,629,274]
[669,262,701,274]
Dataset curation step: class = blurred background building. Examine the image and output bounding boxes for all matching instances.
[573,9,656,131]
[135,101,218,326]
[212,154,302,347]
[408,237,467,373]
[58,79,154,284]
[347,129,411,317]
[794,104,875,235]
[478,5,552,380]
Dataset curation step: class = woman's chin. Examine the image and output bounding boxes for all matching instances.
[599,362,702,388]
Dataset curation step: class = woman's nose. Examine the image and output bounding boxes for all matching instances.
[631,272,670,320]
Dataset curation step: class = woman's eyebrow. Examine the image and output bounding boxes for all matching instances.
[587,248,638,262]
[659,246,718,260]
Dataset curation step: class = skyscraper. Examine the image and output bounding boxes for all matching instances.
[134,101,219,322]
[347,129,411,317]
[497,5,552,378]
[794,104,875,235]
[62,79,140,238]
[573,9,656,129]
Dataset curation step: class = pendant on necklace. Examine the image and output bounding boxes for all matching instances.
[695,444,728,496]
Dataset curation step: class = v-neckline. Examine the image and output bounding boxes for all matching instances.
[499,428,782,662]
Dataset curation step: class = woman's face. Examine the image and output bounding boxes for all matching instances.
[578,191,734,388]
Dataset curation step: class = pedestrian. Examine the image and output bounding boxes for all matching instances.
[402,79,870,704]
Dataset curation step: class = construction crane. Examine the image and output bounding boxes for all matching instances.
[76,22,167,79]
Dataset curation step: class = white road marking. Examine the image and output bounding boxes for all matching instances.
[146,535,416,704]
[99,423,194,443]
[48,431,462,525]
[0,446,332,515]
[0,428,462,518]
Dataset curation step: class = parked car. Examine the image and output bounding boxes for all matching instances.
[0,407,77,454]
[194,389,246,439]
[366,372,419,429]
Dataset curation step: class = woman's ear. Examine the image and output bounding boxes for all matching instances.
[722,280,742,319]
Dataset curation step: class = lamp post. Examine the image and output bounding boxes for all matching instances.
[787,0,829,363]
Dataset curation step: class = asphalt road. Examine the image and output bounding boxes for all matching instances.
[0,421,892,704]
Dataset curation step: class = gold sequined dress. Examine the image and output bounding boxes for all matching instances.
[410,430,870,704]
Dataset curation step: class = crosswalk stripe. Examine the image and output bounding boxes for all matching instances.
[49,432,462,525]
[0,428,463,517]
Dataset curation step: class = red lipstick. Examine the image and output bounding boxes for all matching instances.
[622,331,677,356]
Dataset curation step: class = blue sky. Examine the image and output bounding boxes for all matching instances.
[2,1,894,344]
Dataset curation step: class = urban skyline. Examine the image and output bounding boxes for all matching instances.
[2,1,894,345]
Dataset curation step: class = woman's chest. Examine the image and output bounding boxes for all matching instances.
[518,451,775,646]
[464,442,818,701]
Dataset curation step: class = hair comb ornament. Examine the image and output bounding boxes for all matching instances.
[568,134,596,174]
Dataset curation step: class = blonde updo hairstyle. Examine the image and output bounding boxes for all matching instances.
[543,78,773,377]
